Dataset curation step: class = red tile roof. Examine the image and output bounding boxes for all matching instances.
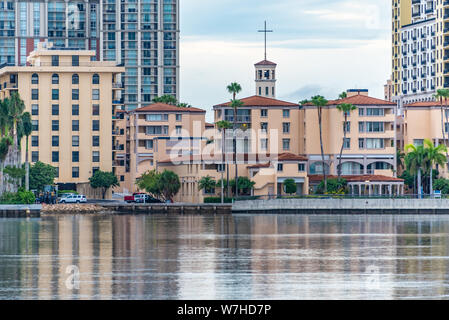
[215,95,298,108]
[277,153,308,162]
[133,103,206,113]
[308,175,404,183]
[303,94,395,107]
[255,60,277,66]
[404,101,441,108]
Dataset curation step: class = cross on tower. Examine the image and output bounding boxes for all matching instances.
[258,21,273,61]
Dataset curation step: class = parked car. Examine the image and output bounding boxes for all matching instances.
[124,193,145,203]
[59,194,87,204]
[134,194,163,204]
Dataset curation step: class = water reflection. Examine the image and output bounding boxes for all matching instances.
[1,214,449,299]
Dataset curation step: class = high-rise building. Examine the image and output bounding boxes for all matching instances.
[0,0,179,110]
[0,42,125,197]
[392,0,441,106]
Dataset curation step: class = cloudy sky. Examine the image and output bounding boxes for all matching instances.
[179,0,391,122]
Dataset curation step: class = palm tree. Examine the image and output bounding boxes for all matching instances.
[152,94,178,105]
[226,82,242,198]
[176,102,191,108]
[434,89,447,148]
[397,149,405,172]
[198,176,216,195]
[216,120,232,201]
[339,92,347,99]
[21,112,32,190]
[336,103,356,177]
[0,99,10,137]
[311,95,329,192]
[8,92,25,147]
[405,143,428,198]
[424,139,447,197]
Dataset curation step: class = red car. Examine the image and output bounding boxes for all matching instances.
[124,193,145,203]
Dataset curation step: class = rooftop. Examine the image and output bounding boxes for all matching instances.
[255,60,277,66]
[215,95,298,108]
[133,103,206,113]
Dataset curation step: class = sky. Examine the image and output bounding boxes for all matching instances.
[179,0,391,122]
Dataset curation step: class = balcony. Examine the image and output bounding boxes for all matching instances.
[113,145,125,151]
[224,115,251,123]
[412,10,420,18]
[112,82,123,89]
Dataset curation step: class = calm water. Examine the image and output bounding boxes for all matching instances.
[2,214,449,300]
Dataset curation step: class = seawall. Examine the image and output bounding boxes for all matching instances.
[232,199,449,214]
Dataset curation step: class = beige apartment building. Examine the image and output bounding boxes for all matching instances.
[304,90,397,182]
[113,103,207,194]
[401,100,449,177]
[0,43,125,197]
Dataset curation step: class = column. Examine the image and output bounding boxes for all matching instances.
[389,184,392,197]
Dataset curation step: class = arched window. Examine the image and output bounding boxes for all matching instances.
[92,74,100,84]
[72,74,79,84]
[31,73,39,84]
[309,162,330,175]
[52,74,59,84]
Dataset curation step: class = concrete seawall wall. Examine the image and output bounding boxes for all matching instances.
[232,199,449,214]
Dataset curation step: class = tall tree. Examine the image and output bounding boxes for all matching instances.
[152,94,178,105]
[8,92,25,146]
[336,103,356,177]
[89,170,119,199]
[434,89,448,149]
[227,82,243,198]
[0,99,10,137]
[339,92,347,99]
[198,176,216,194]
[311,95,329,192]
[29,161,57,192]
[405,144,428,198]
[216,120,232,201]
[424,139,447,197]
[20,112,32,190]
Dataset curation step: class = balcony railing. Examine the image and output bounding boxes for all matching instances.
[224,116,251,122]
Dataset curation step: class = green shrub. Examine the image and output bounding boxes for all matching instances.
[0,189,35,204]
[204,197,234,203]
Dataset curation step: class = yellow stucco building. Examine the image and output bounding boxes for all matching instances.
[0,43,124,197]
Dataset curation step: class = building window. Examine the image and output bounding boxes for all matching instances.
[359,138,365,149]
[283,122,290,134]
[92,120,100,131]
[283,109,290,118]
[176,114,182,121]
[31,104,38,115]
[32,120,38,131]
[366,122,384,132]
[146,114,169,121]
[52,89,59,100]
[31,89,38,100]
[366,108,385,116]
[92,74,100,84]
[52,120,59,131]
[261,138,268,151]
[51,55,59,66]
[93,167,100,175]
[92,151,100,162]
[92,89,100,100]
[52,136,59,147]
[31,151,39,162]
[146,140,153,149]
[72,55,79,66]
[72,74,79,84]
[277,163,283,172]
[31,73,38,84]
[52,151,59,163]
[359,108,364,116]
[261,109,268,117]
[343,138,350,149]
[72,120,79,131]
[366,138,384,149]
[72,105,79,116]
[51,104,59,116]
[52,74,59,84]
[54,167,59,178]
[261,122,268,132]
[72,167,79,178]
[176,126,182,135]
[31,136,38,147]
[358,122,365,133]
[72,135,79,147]
[414,139,424,146]
[120,176,125,182]
[92,104,100,116]
[298,163,305,172]
[282,139,290,150]
[343,122,350,133]
[92,136,100,147]
[72,89,79,100]
[72,151,79,162]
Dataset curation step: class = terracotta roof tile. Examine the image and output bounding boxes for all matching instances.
[404,101,441,107]
[133,103,206,113]
[215,95,298,108]
[303,94,395,107]
[254,60,277,66]
[308,175,404,183]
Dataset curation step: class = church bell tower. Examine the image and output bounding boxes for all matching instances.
[255,21,276,98]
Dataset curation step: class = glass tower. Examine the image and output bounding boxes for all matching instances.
[0,0,179,110]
